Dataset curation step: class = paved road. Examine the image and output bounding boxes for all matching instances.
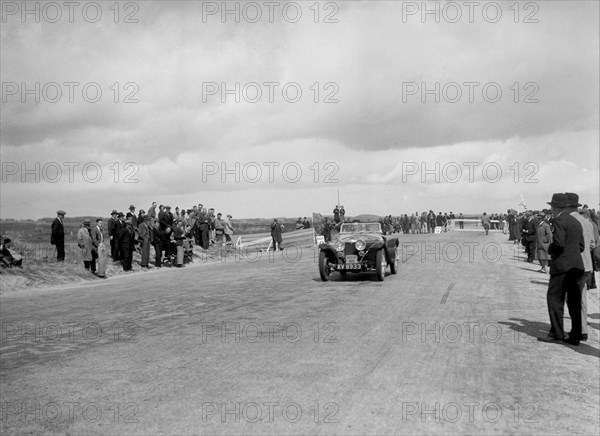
[1,232,599,435]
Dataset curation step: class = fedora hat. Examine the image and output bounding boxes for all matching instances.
[565,192,582,207]
[547,193,569,208]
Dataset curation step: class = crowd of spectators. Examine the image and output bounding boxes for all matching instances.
[47,203,235,276]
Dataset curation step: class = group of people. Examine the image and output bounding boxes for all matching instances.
[533,193,599,346]
[379,211,471,234]
[0,237,23,268]
[295,217,312,230]
[49,203,235,276]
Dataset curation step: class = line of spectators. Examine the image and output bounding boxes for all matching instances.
[49,203,235,276]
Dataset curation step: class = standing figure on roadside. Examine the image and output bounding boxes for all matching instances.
[138,215,153,268]
[539,193,585,345]
[271,218,284,251]
[521,211,538,263]
[535,211,553,273]
[51,210,66,262]
[333,206,340,224]
[107,210,119,259]
[119,213,136,271]
[92,218,107,278]
[481,213,491,235]
[223,214,234,246]
[77,219,95,273]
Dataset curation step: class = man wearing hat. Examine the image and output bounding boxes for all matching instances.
[119,213,136,271]
[521,210,538,263]
[137,215,153,268]
[535,211,552,273]
[51,210,66,262]
[567,192,595,342]
[539,193,585,345]
[107,210,119,260]
[77,219,95,273]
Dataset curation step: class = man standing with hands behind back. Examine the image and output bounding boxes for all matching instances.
[539,193,585,345]
[51,210,66,262]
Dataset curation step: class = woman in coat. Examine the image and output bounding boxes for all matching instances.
[536,212,553,273]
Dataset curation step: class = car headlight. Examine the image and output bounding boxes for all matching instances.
[355,239,366,251]
[334,241,345,252]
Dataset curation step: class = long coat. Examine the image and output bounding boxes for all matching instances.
[536,220,553,260]
[51,217,64,244]
[548,211,585,274]
[271,222,283,243]
[77,227,93,261]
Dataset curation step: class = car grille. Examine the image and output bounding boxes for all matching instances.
[344,243,357,256]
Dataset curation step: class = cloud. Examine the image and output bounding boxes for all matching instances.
[1,1,598,218]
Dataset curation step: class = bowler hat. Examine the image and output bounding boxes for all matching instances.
[129,205,135,210]
[111,210,118,215]
[117,212,124,218]
[547,193,569,208]
[57,210,66,215]
[565,192,582,207]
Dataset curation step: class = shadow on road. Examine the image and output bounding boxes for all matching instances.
[499,318,600,358]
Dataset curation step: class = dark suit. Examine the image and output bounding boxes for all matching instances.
[51,217,65,261]
[521,217,538,262]
[118,223,136,271]
[107,217,118,259]
[115,219,125,261]
[546,211,585,340]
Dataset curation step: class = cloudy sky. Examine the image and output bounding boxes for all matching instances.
[1,1,598,219]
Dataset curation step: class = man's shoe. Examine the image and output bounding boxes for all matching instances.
[537,336,562,343]
[581,334,588,342]
[563,337,580,345]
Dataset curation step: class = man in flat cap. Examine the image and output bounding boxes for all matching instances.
[521,210,538,263]
[51,210,66,262]
[539,193,585,345]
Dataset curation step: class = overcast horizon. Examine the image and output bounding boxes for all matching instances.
[1,1,598,220]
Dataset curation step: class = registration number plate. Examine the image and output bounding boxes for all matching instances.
[346,255,358,263]
[338,263,361,270]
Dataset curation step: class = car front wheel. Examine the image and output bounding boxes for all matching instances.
[390,248,398,274]
[376,249,386,281]
[319,251,330,282]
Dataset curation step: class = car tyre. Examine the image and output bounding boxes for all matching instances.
[390,248,398,275]
[376,249,386,281]
[319,251,330,282]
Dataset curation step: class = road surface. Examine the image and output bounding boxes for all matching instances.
[1,231,599,435]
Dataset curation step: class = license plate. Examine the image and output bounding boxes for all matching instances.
[339,263,361,270]
[346,255,358,263]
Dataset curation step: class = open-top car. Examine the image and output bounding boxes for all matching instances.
[318,222,399,281]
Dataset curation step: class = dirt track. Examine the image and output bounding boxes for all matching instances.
[1,231,598,435]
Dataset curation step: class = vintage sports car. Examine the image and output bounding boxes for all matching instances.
[318,222,399,281]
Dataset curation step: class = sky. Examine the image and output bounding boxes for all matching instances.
[1,0,598,219]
